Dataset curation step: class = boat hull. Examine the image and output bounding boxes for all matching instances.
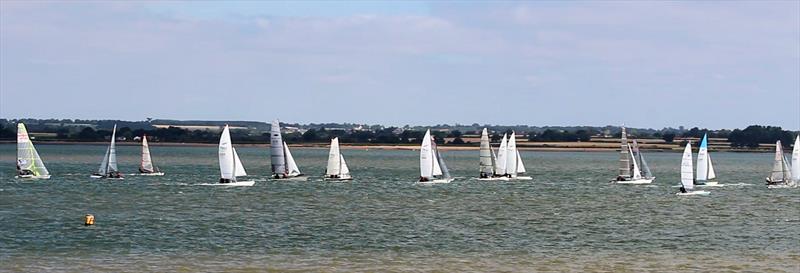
[697,181,724,187]
[417,178,454,184]
[478,177,510,181]
[323,177,353,181]
[512,176,533,180]
[615,177,655,184]
[90,175,124,180]
[200,180,255,187]
[139,172,165,176]
[15,175,51,179]
[273,176,309,181]
[676,190,710,196]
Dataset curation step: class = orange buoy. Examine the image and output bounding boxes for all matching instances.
[84,214,95,226]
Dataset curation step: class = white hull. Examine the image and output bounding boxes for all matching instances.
[323,177,353,181]
[417,178,454,184]
[512,176,533,180]
[768,184,797,189]
[138,172,165,176]
[615,177,655,184]
[200,180,255,187]
[478,177,510,181]
[15,174,51,179]
[273,176,309,181]
[89,175,124,180]
[676,190,710,196]
[696,181,724,187]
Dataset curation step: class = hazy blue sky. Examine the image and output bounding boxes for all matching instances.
[1,1,798,129]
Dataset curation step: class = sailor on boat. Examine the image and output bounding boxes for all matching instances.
[219,178,231,184]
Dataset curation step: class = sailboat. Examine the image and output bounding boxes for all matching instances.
[90,124,123,179]
[270,120,307,181]
[507,132,532,180]
[613,126,653,184]
[792,136,800,184]
[478,128,508,181]
[765,140,796,188]
[677,141,710,196]
[695,134,720,187]
[15,123,50,179]
[138,134,164,176]
[418,129,454,184]
[324,137,352,181]
[213,125,254,186]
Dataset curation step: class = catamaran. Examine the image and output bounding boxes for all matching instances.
[91,124,123,179]
[214,125,254,186]
[270,119,307,180]
[324,137,352,181]
[478,128,508,181]
[695,133,720,186]
[613,126,654,184]
[491,131,531,180]
[15,123,50,179]
[138,134,164,176]
[765,140,796,188]
[677,141,710,196]
[418,129,453,184]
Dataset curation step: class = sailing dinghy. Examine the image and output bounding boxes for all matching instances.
[613,126,653,184]
[138,134,164,176]
[508,132,532,180]
[324,137,352,181]
[695,134,720,187]
[418,129,454,184]
[212,125,254,186]
[677,142,710,196]
[270,120,307,181]
[15,123,50,179]
[765,140,796,188]
[792,136,800,184]
[478,128,508,181]
[91,124,123,179]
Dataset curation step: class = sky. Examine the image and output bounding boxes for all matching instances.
[1,1,798,129]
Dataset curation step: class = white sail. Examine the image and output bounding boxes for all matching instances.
[270,120,286,175]
[629,146,642,180]
[432,137,443,176]
[516,150,527,174]
[706,153,716,180]
[491,148,498,174]
[284,142,301,176]
[339,155,351,177]
[496,134,508,175]
[479,128,494,176]
[769,141,787,183]
[618,126,630,177]
[680,142,694,190]
[696,134,709,181]
[792,136,799,181]
[16,123,49,177]
[419,129,434,179]
[140,135,155,172]
[218,125,235,180]
[326,138,342,176]
[232,147,247,177]
[506,132,518,178]
[98,124,118,175]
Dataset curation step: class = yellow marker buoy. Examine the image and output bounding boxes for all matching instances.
[84,214,95,226]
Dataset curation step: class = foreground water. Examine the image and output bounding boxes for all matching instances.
[0,144,798,272]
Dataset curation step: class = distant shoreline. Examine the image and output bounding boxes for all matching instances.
[0,140,772,153]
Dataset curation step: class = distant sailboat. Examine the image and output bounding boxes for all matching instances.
[792,136,800,183]
[418,129,453,184]
[695,134,720,186]
[507,131,532,180]
[677,142,710,196]
[138,134,164,176]
[478,128,508,181]
[270,120,307,180]
[324,137,352,181]
[765,140,796,188]
[15,123,50,179]
[214,125,254,186]
[91,124,122,179]
[613,126,653,184]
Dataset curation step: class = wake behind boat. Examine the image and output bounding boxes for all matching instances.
[138,134,164,176]
[15,123,51,179]
[213,125,254,187]
[91,124,123,179]
[613,126,654,184]
[270,119,308,181]
[324,137,353,181]
[677,142,710,196]
[418,129,453,184]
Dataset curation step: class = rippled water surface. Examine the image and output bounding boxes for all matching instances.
[1,144,798,272]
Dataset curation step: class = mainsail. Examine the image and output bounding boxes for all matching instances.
[496,134,508,175]
[769,141,790,183]
[618,126,630,177]
[270,120,286,176]
[326,138,342,176]
[792,136,799,182]
[420,129,434,179]
[16,123,49,177]
[98,124,119,175]
[696,134,716,181]
[479,128,494,177]
[632,140,652,178]
[680,142,694,190]
[506,132,518,178]
[140,134,157,173]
